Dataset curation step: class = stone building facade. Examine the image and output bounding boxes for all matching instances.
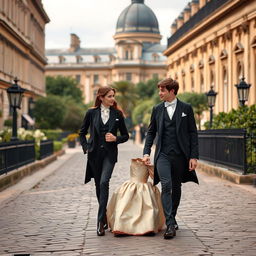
[0,0,49,129]
[45,0,167,104]
[164,0,256,115]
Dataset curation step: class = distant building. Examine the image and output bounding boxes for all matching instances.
[45,0,167,104]
[164,0,256,114]
[0,0,50,129]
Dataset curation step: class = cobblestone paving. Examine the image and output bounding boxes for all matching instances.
[0,141,255,256]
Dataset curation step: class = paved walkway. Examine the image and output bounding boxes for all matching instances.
[0,141,255,256]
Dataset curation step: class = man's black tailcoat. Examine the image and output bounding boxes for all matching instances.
[143,99,199,185]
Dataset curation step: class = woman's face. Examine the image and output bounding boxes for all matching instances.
[100,90,115,107]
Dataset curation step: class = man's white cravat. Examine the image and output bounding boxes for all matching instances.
[164,98,177,120]
[100,104,110,124]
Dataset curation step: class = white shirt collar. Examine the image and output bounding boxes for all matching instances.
[100,104,110,111]
[164,98,177,107]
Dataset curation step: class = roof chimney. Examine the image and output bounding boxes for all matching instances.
[183,4,191,22]
[70,33,80,52]
[171,20,177,35]
[191,0,199,16]
[177,14,184,29]
[199,0,206,8]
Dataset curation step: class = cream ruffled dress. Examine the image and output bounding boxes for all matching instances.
[107,158,165,235]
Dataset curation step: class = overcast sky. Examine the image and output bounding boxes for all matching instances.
[42,0,189,49]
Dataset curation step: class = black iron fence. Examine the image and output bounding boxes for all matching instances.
[0,140,35,175]
[39,140,54,160]
[247,133,256,174]
[198,129,256,175]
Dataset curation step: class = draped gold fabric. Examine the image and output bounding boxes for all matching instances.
[107,159,165,235]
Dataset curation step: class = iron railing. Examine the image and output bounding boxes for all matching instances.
[246,133,256,175]
[0,140,35,175]
[39,140,54,160]
[198,129,255,175]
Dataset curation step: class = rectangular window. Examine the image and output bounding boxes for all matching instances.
[93,74,99,84]
[76,75,81,83]
[153,73,158,79]
[125,50,129,60]
[126,73,132,81]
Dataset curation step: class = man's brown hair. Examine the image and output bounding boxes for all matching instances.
[157,78,179,95]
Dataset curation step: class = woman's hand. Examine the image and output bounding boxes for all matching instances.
[105,132,117,142]
[189,158,198,171]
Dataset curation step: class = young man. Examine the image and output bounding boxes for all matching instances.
[143,78,199,239]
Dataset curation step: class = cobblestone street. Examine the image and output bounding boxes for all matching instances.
[0,141,255,256]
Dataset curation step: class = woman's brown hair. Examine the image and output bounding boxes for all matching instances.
[93,86,124,115]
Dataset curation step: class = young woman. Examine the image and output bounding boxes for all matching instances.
[79,86,129,236]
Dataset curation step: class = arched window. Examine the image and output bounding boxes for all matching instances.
[182,76,185,92]
[191,76,195,92]
[125,48,133,60]
[223,67,228,112]
[237,61,244,82]
[200,72,204,93]
[210,69,215,88]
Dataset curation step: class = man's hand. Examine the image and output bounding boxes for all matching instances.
[189,158,197,171]
[105,133,116,142]
[142,155,151,165]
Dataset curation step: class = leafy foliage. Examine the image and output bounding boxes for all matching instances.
[178,92,208,130]
[34,95,66,129]
[46,76,83,103]
[204,105,256,173]
[67,133,79,142]
[60,100,85,132]
[41,129,63,141]
[204,105,256,133]
[132,99,154,126]
[135,77,159,100]
[112,81,137,117]
[53,141,63,152]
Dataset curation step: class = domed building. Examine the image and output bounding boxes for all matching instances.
[45,0,167,104]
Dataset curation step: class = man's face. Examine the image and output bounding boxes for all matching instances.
[158,86,175,102]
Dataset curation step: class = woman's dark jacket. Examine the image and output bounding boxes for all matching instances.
[79,107,129,184]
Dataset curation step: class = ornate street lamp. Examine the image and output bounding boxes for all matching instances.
[206,86,217,129]
[235,77,251,106]
[7,78,25,141]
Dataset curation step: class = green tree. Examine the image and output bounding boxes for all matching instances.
[132,99,154,126]
[60,100,85,132]
[178,92,208,130]
[112,81,137,117]
[204,105,256,173]
[34,95,66,129]
[204,105,256,133]
[135,77,159,99]
[46,75,83,103]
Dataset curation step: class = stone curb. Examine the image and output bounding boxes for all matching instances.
[197,160,256,184]
[0,149,65,192]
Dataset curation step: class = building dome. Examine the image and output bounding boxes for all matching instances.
[116,0,160,34]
